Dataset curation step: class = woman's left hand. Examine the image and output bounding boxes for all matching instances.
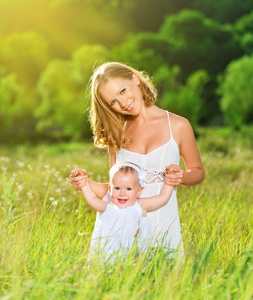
[163,164,184,187]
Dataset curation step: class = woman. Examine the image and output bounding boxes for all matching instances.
[70,62,205,254]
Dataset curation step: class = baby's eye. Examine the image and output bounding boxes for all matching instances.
[126,187,132,191]
[115,187,120,190]
[111,100,116,106]
[120,88,126,95]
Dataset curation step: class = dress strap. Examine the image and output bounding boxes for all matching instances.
[166,111,173,139]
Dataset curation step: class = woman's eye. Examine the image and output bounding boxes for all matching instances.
[111,100,116,106]
[120,88,126,95]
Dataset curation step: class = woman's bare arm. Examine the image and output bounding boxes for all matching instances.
[164,114,205,187]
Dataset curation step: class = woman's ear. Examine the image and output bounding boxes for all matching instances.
[108,185,112,193]
[132,73,140,85]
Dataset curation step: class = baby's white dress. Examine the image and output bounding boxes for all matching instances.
[90,201,151,259]
[116,111,183,256]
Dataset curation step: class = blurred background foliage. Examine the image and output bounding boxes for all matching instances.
[0,0,253,143]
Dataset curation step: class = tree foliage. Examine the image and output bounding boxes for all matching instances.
[35,44,109,140]
[0,31,50,87]
[111,33,170,75]
[191,0,253,23]
[159,10,243,78]
[234,12,253,55]
[154,66,209,128]
[218,55,253,129]
[0,71,32,134]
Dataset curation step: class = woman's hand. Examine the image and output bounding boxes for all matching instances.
[69,168,88,191]
[163,164,184,187]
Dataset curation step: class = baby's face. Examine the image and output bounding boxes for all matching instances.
[109,170,142,208]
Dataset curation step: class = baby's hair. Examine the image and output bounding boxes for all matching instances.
[89,62,157,153]
[110,163,138,180]
[109,161,146,187]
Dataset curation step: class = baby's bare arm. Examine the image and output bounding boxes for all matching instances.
[70,168,107,213]
[81,184,107,213]
[70,168,108,198]
[138,184,174,213]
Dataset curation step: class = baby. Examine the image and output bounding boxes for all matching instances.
[71,161,180,260]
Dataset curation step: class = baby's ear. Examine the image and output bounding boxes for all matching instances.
[137,187,143,198]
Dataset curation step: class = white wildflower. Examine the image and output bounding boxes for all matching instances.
[78,231,88,236]
[27,165,33,171]
[0,156,10,162]
[17,161,24,167]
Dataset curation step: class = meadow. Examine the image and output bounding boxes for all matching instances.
[0,127,252,299]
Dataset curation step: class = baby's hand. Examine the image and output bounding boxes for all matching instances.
[165,164,181,174]
[163,164,184,187]
[69,168,88,190]
[71,168,86,177]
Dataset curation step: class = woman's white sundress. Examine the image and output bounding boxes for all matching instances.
[116,111,183,256]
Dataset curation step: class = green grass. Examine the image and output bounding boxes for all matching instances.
[0,129,252,299]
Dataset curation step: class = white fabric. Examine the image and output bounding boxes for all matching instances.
[90,201,151,259]
[116,111,183,254]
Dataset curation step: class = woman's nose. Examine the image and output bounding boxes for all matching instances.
[118,98,127,109]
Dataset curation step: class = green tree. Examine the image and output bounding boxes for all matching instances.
[159,10,243,124]
[111,32,170,75]
[218,55,253,129]
[159,10,242,78]
[0,71,32,136]
[35,44,109,140]
[234,12,253,55]
[154,66,209,128]
[128,0,190,31]
[0,31,50,87]
[72,44,110,82]
[191,0,253,23]
[35,59,86,140]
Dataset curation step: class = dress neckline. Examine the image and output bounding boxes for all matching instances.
[120,111,177,156]
[120,137,177,156]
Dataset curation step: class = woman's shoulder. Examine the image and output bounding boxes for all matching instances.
[168,112,194,146]
[169,112,192,130]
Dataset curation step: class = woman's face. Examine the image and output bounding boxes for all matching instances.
[100,74,144,116]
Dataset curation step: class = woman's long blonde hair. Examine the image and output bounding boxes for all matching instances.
[89,62,157,153]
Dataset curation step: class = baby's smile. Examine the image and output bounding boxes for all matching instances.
[117,198,127,204]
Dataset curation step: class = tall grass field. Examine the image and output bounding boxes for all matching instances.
[0,127,252,299]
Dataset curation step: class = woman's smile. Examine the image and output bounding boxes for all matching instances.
[126,100,135,111]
